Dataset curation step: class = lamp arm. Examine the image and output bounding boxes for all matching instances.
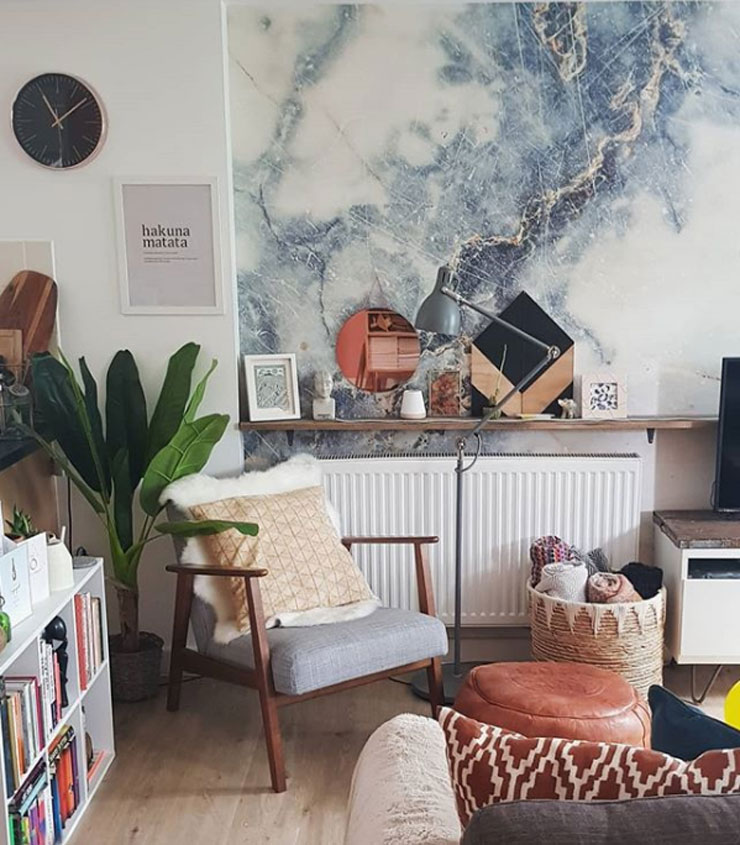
[440,285,552,353]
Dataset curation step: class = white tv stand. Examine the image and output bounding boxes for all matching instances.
[654,510,740,703]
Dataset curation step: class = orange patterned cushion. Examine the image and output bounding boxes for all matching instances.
[439,707,740,827]
[190,485,374,633]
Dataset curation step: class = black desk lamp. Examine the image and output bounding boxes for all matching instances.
[412,266,560,703]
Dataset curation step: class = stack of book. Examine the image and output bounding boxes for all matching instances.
[37,643,62,735]
[74,593,103,690]
[7,761,52,845]
[0,678,45,797]
[47,726,79,841]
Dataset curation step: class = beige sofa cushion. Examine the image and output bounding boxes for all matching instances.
[345,714,461,845]
[191,485,375,634]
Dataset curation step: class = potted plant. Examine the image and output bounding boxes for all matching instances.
[22,343,257,701]
[5,505,36,540]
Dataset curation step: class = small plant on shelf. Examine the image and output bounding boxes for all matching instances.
[20,343,257,701]
[5,505,36,540]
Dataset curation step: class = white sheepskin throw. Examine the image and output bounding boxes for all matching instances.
[345,714,461,845]
[164,454,380,643]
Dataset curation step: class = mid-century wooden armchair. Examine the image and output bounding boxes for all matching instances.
[165,536,446,793]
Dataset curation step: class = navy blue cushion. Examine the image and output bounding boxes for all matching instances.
[649,685,740,760]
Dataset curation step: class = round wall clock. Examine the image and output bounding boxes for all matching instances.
[11,73,105,169]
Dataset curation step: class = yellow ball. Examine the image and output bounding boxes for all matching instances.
[724,681,740,729]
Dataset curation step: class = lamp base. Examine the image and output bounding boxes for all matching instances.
[410,662,482,705]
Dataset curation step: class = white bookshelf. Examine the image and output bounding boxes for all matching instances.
[0,559,115,844]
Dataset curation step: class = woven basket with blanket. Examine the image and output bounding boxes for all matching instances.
[527,536,665,698]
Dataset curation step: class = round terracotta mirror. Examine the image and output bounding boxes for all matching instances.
[336,308,421,392]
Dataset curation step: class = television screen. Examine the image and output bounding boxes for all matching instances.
[715,357,740,512]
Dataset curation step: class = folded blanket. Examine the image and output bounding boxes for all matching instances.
[529,536,575,586]
[620,561,663,599]
[535,561,588,603]
[587,572,642,604]
[573,546,610,576]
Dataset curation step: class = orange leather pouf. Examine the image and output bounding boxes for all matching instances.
[454,661,651,746]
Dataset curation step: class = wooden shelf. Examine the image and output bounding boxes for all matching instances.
[240,415,716,444]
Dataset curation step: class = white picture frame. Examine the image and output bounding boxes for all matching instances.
[0,543,32,627]
[114,177,223,315]
[22,533,50,607]
[244,353,301,421]
[579,372,628,419]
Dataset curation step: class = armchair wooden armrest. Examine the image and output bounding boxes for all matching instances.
[165,563,268,578]
[341,535,439,618]
[341,535,438,547]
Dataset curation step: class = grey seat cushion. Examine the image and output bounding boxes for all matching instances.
[196,601,448,696]
[462,794,740,844]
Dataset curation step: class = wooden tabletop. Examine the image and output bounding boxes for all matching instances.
[654,510,740,549]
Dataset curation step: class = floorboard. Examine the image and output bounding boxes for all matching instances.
[70,664,739,844]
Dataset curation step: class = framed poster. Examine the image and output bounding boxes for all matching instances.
[115,177,223,315]
[243,354,301,421]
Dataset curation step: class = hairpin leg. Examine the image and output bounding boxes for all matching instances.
[691,664,723,705]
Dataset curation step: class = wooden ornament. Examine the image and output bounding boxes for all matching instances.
[0,270,58,360]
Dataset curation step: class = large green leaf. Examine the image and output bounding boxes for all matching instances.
[111,448,133,552]
[79,357,110,495]
[146,342,200,463]
[155,519,258,538]
[139,413,229,516]
[184,358,218,423]
[31,353,101,491]
[106,351,148,490]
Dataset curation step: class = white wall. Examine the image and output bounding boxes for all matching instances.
[0,0,242,646]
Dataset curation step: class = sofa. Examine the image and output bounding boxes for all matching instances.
[344,714,740,845]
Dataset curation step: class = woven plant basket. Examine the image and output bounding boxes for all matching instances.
[528,584,665,698]
[109,631,164,702]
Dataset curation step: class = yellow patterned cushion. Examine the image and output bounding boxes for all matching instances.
[190,485,374,634]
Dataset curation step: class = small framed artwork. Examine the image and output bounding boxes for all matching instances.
[429,370,461,417]
[244,354,301,421]
[114,177,223,315]
[580,372,627,419]
[0,543,32,626]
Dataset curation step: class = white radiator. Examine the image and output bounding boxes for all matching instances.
[321,453,642,626]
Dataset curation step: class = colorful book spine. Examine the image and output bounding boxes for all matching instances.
[73,592,104,689]
[74,595,87,692]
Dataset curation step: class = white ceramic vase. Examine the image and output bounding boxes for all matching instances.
[400,389,426,420]
[47,537,75,591]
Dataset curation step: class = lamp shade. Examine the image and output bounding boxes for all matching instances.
[415,266,461,335]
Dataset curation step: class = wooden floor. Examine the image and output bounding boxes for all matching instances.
[71,663,739,845]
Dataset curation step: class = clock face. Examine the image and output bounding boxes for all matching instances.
[11,73,105,169]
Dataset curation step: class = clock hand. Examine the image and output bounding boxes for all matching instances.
[51,97,88,128]
[41,92,61,126]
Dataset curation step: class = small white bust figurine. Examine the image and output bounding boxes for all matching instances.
[312,370,336,420]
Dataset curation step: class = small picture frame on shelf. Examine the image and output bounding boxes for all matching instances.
[244,353,300,422]
[429,370,461,417]
[579,372,627,419]
[0,542,32,626]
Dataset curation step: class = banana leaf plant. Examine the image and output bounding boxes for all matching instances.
[22,343,257,653]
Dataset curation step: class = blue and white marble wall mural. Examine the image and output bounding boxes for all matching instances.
[228,2,740,462]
